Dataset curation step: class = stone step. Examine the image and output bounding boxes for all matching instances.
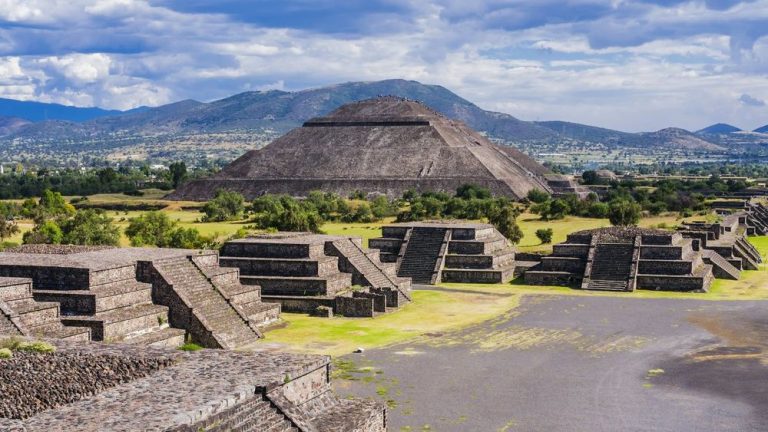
[587,279,629,291]
[0,279,33,302]
[61,303,170,341]
[33,282,153,315]
[237,301,281,326]
[7,298,60,328]
[241,273,352,296]
[220,256,340,277]
[24,321,91,341]
[122,327,187,348]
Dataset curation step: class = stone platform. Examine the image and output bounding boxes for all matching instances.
[369,221,516,285]
[0,339,385,432]
[678,220,762,278]
[524,227,715,292]
[220,233,412,317]
[0,245,279,349]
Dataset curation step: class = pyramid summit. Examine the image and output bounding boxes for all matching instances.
[169,96,553,200]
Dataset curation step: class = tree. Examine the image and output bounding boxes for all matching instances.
[202,190,245,222]
[547,199,571,220]
[608,199,642,227]
[456,184,491,200]
[526,188,549,204]
[60,209,120,246]
[581,170,600,185]
[39,189,75,219]
[126,211,208,248]
[0,216,20,242]
[169,162,188,188]
[488,204,523,244]
[535,228,553,244]
[125,211,178,247]
[23,221,63,244]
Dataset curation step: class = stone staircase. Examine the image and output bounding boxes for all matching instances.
[586,243,635,291]
[0,278,91,341]
[194,394,298,432]
[152,257,261,349]
[329,238,412,301]
[701,250,741,280]
[397,227,448,284]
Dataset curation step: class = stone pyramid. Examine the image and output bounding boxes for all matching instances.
[169,96,552,200]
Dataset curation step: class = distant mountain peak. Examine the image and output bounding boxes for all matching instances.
[755,124,768,134]
[696,123,742,135]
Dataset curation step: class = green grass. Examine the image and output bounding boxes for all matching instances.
[320,218,393,247]
[178,342,204,351]
[516,212,682,253]
[258,286,522,356]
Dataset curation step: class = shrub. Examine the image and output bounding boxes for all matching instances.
[0,348,11,359]
[23,220,63,244]
[526,188,550,204]
[535,228,554,244]
[202,190,245,222]
[608,199,642,226]
[488,204,523,244]
[59,209,120,246]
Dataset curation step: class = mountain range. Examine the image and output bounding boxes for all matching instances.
[0,79,765,164]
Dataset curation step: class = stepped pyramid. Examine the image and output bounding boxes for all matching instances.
[169,96,553,200]
[524,227,716,292]
[0,245,279,349]
[220,233,412,317]
[369,221,517,285]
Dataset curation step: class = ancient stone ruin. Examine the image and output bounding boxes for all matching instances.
[220,233,412,317]
[524,227,715,292]
[0,245,279,349]
[169,96,555,201]
[368,222,516,284]
[0,339,385,431]
[678,217,762,278]
[711,199,768,236]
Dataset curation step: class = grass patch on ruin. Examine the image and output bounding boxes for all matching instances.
[257,288,522,356]
[516,213,681,253]
[320,219,393,248]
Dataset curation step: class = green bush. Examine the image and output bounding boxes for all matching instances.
[0,348,12,359]
[202,190,245,222]
[178,342,204,352]
[535,228,554,244]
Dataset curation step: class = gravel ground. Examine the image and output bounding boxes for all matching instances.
[0,351,175,419]
[336,294,768,432]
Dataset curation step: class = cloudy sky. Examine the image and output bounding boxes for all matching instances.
[0,0,767,131]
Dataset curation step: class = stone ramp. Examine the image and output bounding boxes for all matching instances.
[734,237,762,270]
[586,243,635,291]
[152,257,261,349]
[702,250,741,280]
[397,227,448,284]
[329,238,412,302]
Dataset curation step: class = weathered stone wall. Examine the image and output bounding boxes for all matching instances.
[335,296,375,318]
[525,271,577,286]
[638,259,694,275]
[0,266,90,290]
[261,296,336,314]
[221,242,321,259]
[639,246,685,260]
[636,275,710,292]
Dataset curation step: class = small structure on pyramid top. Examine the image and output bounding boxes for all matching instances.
[170,96,564,201]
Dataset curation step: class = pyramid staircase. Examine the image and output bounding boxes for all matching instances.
[329,238,412,306]
[701,250,741,280]
[149,257,263,349]
[584,243,636,291]
[397,227,449,284]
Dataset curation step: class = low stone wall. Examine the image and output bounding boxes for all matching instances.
[525,271,578,286]
[445,254,494,269]
[638,260,694,275]
[221,242,322,259]
[551,244,590,257]
[441,269,510,283]
[352,292,386,313]
[639,246,685,260]
[539,257,585,273]
[262,296,336,314]
[636,274,708,292]
[335,296,375,318]
[0,266,90,290]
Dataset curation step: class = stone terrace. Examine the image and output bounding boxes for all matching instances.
[220,233,411,318]
[369,221,516,285]
[0,339,385,432]
[0,246,278,349]
[678,220,762,278]
[525,227,715,292]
